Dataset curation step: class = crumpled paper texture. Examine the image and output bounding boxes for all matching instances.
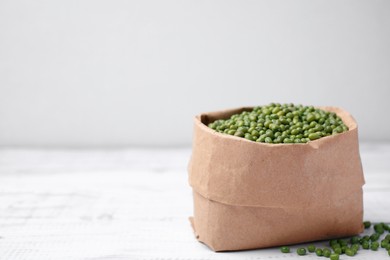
[188,106,364,251]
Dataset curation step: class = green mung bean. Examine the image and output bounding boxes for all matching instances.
[374,223,385,234]
[363,221,372,229]
[350,236,360,244]
[308,245,316,252]
[323,248,332,257]
[345,248,356,256]
[280,246,290,253]
[315,248,323,256]
[297,248,306,255]
[208,103,348,144]
[371,241,379,251]
[351,244,360,252]
[333,247,342,254]
[381,239,389,248]
[370,233,380,242]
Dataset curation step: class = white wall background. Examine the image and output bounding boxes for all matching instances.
[0,0,389,147]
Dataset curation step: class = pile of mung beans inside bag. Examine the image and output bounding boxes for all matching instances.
[280,221,390,259]
[208,103,348,143]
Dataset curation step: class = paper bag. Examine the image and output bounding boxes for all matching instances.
[188,106,365,251]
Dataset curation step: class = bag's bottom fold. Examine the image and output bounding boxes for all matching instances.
[190,190,363,252]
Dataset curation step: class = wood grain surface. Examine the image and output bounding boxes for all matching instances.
[0,144,389,260]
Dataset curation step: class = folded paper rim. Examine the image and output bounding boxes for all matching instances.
[195,106,357,146]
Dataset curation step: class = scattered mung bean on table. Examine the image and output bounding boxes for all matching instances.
[280,221,390,258]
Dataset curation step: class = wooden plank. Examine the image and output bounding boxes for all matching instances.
[0,145,389,260]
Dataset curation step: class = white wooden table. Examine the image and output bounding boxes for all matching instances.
[0,143,389,260]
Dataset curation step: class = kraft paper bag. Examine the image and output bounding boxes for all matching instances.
[188,106,365,251]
